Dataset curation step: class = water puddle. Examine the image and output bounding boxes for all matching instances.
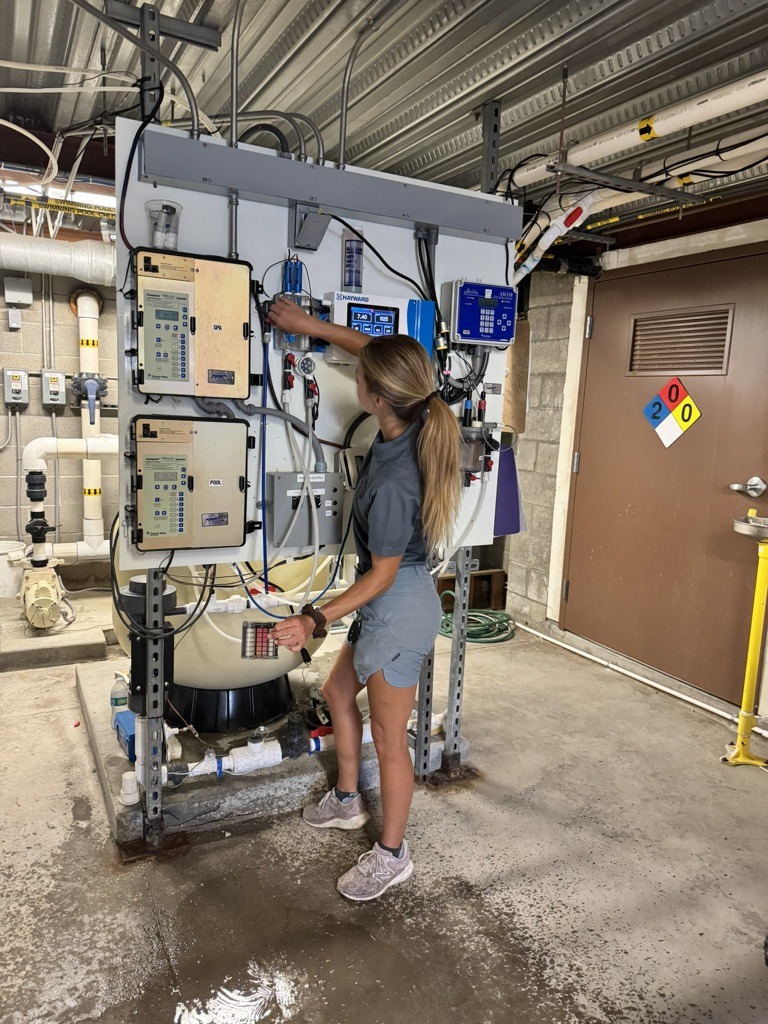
[175,959,303,1023]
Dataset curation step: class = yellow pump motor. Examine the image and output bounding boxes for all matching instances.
[19,567,63,630]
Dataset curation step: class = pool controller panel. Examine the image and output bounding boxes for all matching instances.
[130,416,249,551]
[133,249,252,399]
[445,279,517,346]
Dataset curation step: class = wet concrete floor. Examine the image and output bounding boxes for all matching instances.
[2,632,767,1023]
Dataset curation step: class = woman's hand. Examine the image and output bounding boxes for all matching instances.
[267,296,315,335]
[273,613,315,653]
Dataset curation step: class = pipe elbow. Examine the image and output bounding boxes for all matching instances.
[22,437,56,473]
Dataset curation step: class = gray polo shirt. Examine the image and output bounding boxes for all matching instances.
[352,418,428,574]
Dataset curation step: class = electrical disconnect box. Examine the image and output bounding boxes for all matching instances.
[444,280,517,346]
[322,292,435,364]
[266,472,344,548]
[41,370,67,407]
[131,416,250,552]
[3,368,29,407]
[133,249,252,398]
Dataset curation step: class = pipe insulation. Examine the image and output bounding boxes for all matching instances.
[511,71,768,190]
[0,236,115,286]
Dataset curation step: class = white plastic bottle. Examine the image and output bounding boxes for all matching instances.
[110,672,130,726]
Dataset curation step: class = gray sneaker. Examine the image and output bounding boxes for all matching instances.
[336,841,413,901]
[302,789,369,830]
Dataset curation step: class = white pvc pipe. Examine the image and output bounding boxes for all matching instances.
[0,235,114,285]
[513,622,768,741]
[513,72,768,190]
[22,434,118,472]
[74,291,105,549]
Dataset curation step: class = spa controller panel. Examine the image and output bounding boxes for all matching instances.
[133,249,253,399]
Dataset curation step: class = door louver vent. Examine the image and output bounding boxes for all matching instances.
[628,306,732,374]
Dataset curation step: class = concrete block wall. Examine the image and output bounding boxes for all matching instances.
[0,274,118,545]
[504,272,576,625]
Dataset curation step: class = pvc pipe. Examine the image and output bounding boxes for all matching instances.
[36,539,111,563]
[512,71,768,190]
[0,235,114,286]
[513,622,768,741]
[74,290,105,547]
[22,434,118,472]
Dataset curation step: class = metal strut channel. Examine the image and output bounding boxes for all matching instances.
[442,545,471,776]
[143,568,166,845]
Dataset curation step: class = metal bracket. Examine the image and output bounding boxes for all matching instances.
[289,202,331,251]
[479,99,502,195]
[547,161,706,206]
[105,0,221,50]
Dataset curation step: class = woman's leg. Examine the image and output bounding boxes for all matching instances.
[366,671,417,848]
[321,642,365,792]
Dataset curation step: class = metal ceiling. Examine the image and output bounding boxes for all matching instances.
[2,0,768,210]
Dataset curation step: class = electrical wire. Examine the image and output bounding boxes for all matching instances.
[117,79,164,251]
[438,591,515,643]
[0,119,58,186]
[0,58,136,80]
[329,214,429,300]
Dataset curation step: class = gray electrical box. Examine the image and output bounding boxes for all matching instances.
[3,276,33,307]
[41,370,67,407]
[266,472,344,548]
[3,368,29,407]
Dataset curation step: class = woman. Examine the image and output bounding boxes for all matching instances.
[268,296,461,901]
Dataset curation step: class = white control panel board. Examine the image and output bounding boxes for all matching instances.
[131,416,250,552]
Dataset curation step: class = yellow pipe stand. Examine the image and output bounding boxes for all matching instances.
[724,535,768,767]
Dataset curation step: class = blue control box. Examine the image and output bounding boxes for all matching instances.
[446,280,517,347]
[114,709,137,762]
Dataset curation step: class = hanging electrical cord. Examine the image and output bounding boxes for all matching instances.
[118,79,164,251]
[438,591,515,643]
[329,215,429,300]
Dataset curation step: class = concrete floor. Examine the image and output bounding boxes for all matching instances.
[2,632,767,1024]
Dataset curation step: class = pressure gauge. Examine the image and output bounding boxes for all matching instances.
[296,355,317,378]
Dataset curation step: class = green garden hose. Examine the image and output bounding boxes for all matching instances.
[439,590,516,643]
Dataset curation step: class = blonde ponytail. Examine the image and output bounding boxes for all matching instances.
[358,335,461,551]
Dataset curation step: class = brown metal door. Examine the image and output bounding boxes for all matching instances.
[562,245,768,704]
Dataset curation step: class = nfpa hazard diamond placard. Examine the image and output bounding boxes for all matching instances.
[642,377,701,448]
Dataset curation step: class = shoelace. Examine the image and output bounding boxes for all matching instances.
[356,848,400,880]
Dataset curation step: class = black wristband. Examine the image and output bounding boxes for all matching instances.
[301,604,328,639]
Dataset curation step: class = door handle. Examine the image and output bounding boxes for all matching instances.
[729,476,767,498]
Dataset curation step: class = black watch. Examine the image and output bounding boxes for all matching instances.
[301,604,328,639]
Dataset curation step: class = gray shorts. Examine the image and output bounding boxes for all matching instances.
[347,564,442,688]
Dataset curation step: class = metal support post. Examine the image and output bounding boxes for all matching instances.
[480,99,502,194]
[143,567,166,845]
[139,4,162,121]
[442,545,471,776]
[413,647,436,784]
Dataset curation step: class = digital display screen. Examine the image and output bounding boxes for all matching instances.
[155,309,178,320]
[154,471,178,482]
[479,298,498,309]
[347,304,399,336]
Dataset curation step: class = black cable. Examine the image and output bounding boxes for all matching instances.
[118,79,164,252]
[343,411,372,449]
[329,215,429,300]
[109,514,215,640]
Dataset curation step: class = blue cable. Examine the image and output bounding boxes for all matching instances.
[232,562,286,620]
[314,510,354,601]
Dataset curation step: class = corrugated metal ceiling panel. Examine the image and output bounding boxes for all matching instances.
[1,0,767,205]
